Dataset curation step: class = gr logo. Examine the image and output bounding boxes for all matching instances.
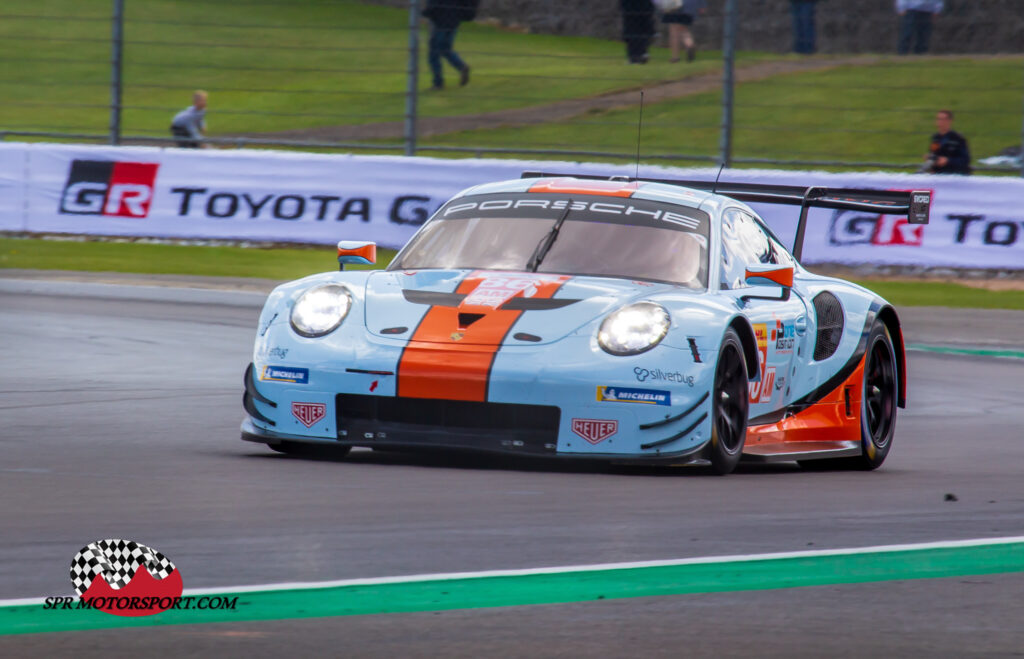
[59,160,159,218]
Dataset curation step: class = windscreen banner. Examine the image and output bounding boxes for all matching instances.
[1,142,1021,269]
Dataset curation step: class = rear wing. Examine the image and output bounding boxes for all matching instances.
[520,171,932,261]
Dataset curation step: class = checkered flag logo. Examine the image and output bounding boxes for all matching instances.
[70,539,176,596]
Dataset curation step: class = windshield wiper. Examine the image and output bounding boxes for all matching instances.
[526,202,573,272]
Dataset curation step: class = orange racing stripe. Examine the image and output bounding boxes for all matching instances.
[397,272,569,401]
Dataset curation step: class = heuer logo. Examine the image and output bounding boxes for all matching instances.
[571,418,618,445]
[59,160,159,218]
[292,402,326,428]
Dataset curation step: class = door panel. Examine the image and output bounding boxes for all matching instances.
[718,207,809,417]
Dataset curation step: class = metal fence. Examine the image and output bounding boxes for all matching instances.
[1,0,1022,175]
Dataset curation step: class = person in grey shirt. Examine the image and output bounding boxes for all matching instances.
[896,0,943,54]
[170,91,207,148]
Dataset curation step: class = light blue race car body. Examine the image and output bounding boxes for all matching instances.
[242,175,922,472]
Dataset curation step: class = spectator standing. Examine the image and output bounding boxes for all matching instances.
[897,0,943,55]
[662,0,707,63]
[790,0,820,55]
[422,0,479,90]
[925,109,971,174]
[620,0,655,64]
[169,90,207,148]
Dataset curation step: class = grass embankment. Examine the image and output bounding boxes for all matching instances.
[3,2,1017,169]
[0,0,747,139]
[849,280,1024,311]
[425,58,1024,168]
[3,238,1022,310]
[0,238,396,282]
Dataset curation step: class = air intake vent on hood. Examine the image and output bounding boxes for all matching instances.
[458,313,485,328]
[403,290,465,306]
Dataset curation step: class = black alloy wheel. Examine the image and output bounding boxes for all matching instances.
[855,321,898,469]
[710,328,749,475]
[803,320,898,471]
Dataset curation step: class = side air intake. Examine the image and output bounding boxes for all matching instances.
[813,292,844,361]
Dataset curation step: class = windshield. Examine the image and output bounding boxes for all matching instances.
[390,193,709,288]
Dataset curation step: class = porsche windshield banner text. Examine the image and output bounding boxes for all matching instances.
[441,194,709,233]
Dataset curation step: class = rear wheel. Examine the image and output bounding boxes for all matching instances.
[802,320,898,471]
[850,321,898,469]
[709,328,749,475]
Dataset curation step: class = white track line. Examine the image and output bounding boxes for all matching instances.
[4,535,1023,608]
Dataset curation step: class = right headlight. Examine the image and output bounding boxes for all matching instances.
[290,284,352,337]
[598,302,671,356]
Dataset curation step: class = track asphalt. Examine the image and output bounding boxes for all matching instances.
[2,280,1022,656]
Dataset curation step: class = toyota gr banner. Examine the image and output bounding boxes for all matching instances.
[0,142,1022,269]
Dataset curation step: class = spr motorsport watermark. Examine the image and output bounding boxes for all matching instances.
[42,539,237,617]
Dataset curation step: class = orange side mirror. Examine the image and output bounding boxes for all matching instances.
[744,264,794,289]
[337,241,376,270]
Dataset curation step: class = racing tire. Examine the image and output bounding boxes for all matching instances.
[801,320,898,471]
[709,328,749,475]
[848,320,898,470]
[268,441,352,459]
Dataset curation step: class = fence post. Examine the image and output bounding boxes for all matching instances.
[718,0,737,168]
[109,0,125,145]
[404,0,420,157]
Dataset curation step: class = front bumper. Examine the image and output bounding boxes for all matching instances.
[243,325,716,460]
[240,418,710,465]
[243,357,713,463]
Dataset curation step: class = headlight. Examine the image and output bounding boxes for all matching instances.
[598,302,670,356]
[290,284,352,337]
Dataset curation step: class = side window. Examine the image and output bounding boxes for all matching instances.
[767,232,794,267]
[765,225,794,266]
[720,209,786,289]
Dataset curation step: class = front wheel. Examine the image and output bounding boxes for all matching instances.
[709,328,749,475]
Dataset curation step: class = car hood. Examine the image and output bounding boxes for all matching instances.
[363,269,679,345]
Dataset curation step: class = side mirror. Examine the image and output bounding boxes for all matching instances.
[337,241,376,271]
[745,264,793,288]
[742,264,794,302]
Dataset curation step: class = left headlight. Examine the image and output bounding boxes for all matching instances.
[598,302,670,356]
[290,284,352,337]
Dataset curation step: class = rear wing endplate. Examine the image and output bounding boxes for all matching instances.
[521,171,932,261]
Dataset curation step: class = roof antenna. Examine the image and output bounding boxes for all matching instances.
[634,90,645,181]
[711,161,726,194]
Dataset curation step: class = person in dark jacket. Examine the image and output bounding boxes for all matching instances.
[620,0,655,64]
[897,0,943,55]
[422,0,479,90]
[790,0,820,55]
[925,109,971,175]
